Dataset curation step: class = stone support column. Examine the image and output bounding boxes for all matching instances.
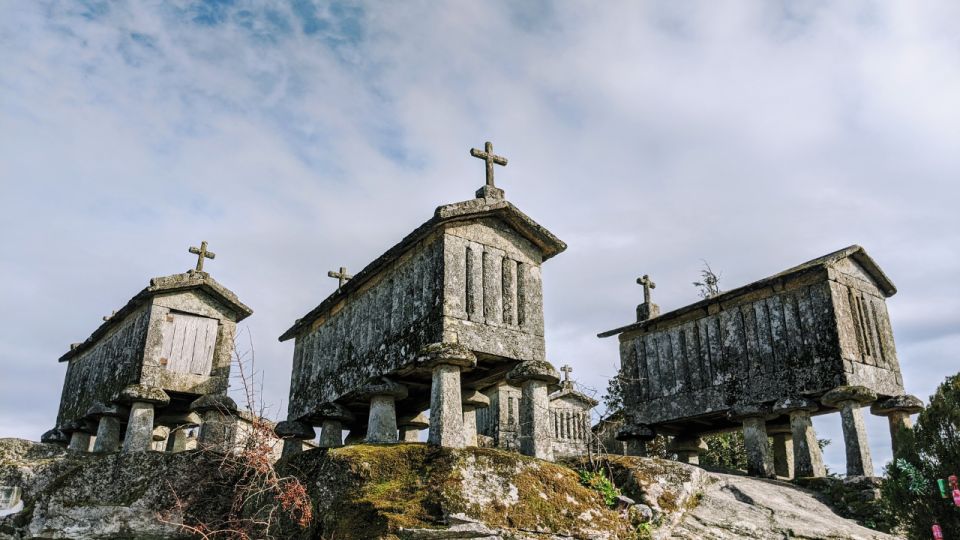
[616,424,655,457]
[398,413,429,443]
[358,379,408,444]
[65,421,93,452]
[871,395,924,461]
[275,420,316,458]
[156,412,201,453]
[767,423,794,478]
[190,394,239,453]
[416,343,477,449]
[822,386,877,477]
[93,416,122,453]
[116,384,170,453]
[507,360,561,461]
[168,428,192,452]
[310,403,353,449]
[462,390,491,447]
[773,397,826,478]
[152,426,171,451]
[668,434,707,466]
[729,404,775,478]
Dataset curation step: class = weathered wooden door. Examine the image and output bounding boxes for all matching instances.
[159,312,218,375]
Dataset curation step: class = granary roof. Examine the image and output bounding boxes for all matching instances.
[549,386,600,408]
[598,244,895,339]
[58,270,252,362]
[279,195,567,342]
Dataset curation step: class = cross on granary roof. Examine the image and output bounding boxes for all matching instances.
[188,241,215,272]
[561,364,573,383]
[637,274,656,304]
[328,266,352,289]
[470,141,508,199]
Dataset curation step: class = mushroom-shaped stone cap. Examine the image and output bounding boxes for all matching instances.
[773,397,819,415]
[115,384,171,406]
[462,390,491,409]
[85,401,127,419]
[357,378,409,400]
[821,386,877,408]
[312,402,355,423]
[189,394,238,414]
[41,428,69,445]
[398,412,429,429]
[61,419,95,434]
[506,360,560,386]
[728,403,773,421]
[275,420,316,440]
[415,342,478,369]
[615,424,655,442]
[667,436,707,452]
[871,394,924,416]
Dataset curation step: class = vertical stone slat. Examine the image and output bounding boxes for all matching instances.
[502,258,517,325]
[517,262,527,328]
[482,250,503,325]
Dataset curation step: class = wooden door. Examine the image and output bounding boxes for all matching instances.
[159,312,218,375]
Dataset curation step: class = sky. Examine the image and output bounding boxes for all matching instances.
[1,1,958,474]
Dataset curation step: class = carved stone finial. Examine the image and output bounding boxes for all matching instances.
[188,240,216,272]
[470,141,508,199]
[328,266,352,290]
[637,275,656,304]
[635,274,660,322]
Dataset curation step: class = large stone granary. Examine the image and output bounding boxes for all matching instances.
[277,142,570,459]
[42,244,252,454]
[600,245,923,478]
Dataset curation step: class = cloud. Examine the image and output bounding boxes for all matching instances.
[1,1,958,473]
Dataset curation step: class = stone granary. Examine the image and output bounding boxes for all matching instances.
[599,246,923,478]
[476,365,598,459]
[41,243,252,455]
[277,142,568,460]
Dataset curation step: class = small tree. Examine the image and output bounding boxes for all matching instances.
[692,260,722,299]
[881,372,960,538]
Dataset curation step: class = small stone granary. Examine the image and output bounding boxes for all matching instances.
[599,246,923,478]
[277,142,569,460]
[41,243,252,454]
[477,365,597,459]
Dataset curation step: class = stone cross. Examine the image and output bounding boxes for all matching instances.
[470,141,508,188]
[188,241,216,272]
[561,365,573,383]
[637,275,656,304]
[328,266,352,289]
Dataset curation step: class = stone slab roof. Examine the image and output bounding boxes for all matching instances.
[58,271,252,362]
[279,196,566,342]
[598,244,895,339]
[549,386,599,407]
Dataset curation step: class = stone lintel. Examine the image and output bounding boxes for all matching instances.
[870,394,923,416]
[820,385,877,408]
[115,384,171,407]
[506,359,560,386]
[189,394,238,414]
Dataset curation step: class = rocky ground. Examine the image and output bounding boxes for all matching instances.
[0,438,900,539]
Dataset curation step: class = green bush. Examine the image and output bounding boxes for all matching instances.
[579,469,621,507]
[881,372,960,538]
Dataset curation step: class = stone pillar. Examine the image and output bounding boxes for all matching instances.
[190,394,239,453]
[668,434,707,465]
[116,384,170,453]
[168,428,192,452]
[310,403,353,449]
[616,424,655,457]
[275,420,316,458]
[767,423,794,478]
[66,422,93,452]
[773,397,826,478]
[398,413,429,443]
[152,426,171,451]
[85,402,126,453]
[358,379,408,444]
[729,404,775,478]
[507,360,561,461]
[416,343,477,449]
[462,390,491,447]
[822,386,877,477]
[871,395,924,461]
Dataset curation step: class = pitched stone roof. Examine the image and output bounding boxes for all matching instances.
[58,271,252,363]
[549,386,599,407]
[598,245,895,339]
[279,196,566,342]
